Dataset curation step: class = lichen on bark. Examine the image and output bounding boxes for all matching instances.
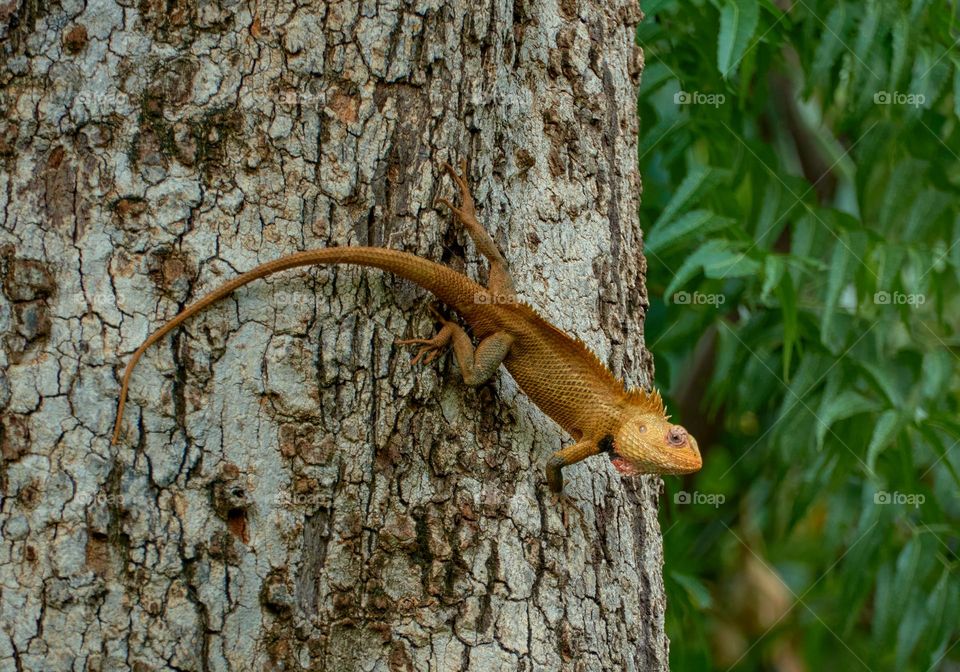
[0,0,669,669]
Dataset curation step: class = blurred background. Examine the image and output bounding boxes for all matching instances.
[636,1,960,670]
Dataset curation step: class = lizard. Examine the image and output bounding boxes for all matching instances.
[111,160,702,492]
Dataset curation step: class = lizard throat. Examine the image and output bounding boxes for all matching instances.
[609,454,639,476]
[606,436,639,476]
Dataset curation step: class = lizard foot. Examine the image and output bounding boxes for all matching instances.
[396,307,454,366]
[435,159,515,299]
[436,159,477,224]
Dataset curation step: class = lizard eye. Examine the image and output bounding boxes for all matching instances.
[666,426,687,447]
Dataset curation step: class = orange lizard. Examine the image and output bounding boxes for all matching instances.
[111,161,701,492]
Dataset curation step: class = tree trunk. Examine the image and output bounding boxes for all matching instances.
[0,0,669,670]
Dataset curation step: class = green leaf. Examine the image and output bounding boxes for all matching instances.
[820,238,851,350]
[646,210,734,254]
[921,349,953,400]
[761,254,785,302]
[915,422,960,490]
[909,48,952,110]
[671,572,713,609]
[639,62,678,96]
[702,250,761,279]
[892,537,923,611]
[636,20,664,48]
[777,270,797,380]
[717,0,760,78]
[853,0,882,80]
[888,538,925,654]
[895,594,927,669]
[866,409,902,471]
[653,165,720,229]
[640,115,689,158]
[954,57,960,120]
[815,390,879,450]
[812,5,849,88]
[641,0,675,17]
[923,570,954,661]
[859,362,905,408]
[904,190,951,240]
[873,562,894,642]
[878,244,906,294]
[840,499,885,622]
[790,212,817,262]
[953,215,960,285]
[771,353,825,435]
[889,16,910,90]
[663,239,742,298]
[879,159,926,232]
[754,180,788,249]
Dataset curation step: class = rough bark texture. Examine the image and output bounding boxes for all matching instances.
[0,0,668,670]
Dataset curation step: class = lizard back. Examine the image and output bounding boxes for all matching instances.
[471,301,628,440]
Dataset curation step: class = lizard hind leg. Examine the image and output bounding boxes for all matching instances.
[396,305,455,365]
[397,306,513,387]
[437,159,516,299]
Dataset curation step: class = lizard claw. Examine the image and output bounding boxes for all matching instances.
[440,160,468,189]
[416,347,444,366]
[437,160,476,223]
[435,196,463,218]
[397,311,454,366]
[398,338,448,366]
[395,337,431,346]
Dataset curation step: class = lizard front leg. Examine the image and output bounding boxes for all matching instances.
[437,160,516,300]
[398,308,513,386]
[545,440,600,493]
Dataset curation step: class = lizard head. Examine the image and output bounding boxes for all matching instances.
[608,391,702,477]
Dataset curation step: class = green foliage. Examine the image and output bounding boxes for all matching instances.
[637,1,960,669]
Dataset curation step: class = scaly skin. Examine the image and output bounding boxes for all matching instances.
[112,161,702,492]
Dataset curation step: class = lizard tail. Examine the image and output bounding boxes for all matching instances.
[111,247,487,445]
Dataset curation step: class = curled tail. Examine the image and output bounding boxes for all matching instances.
[111,247,487,444]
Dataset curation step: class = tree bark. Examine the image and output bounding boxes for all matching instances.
[0,0,669,670]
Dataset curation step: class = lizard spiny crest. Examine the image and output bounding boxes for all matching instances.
[624,387,667,417]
